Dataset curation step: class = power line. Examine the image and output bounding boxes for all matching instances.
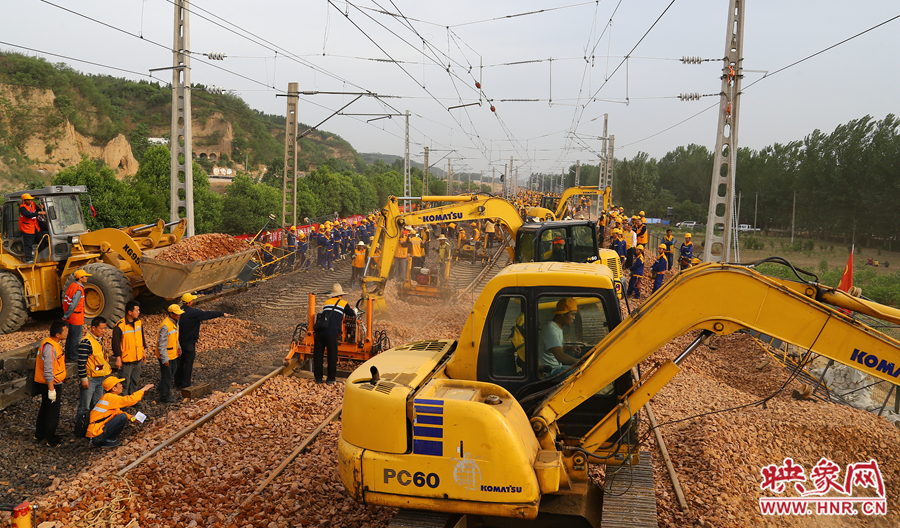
[0,41,153,79]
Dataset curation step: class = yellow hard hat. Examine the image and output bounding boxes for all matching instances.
[21,193,34,200]
[182,293,198,303]
[636,244,644,251]
[685,233,692,238]
[470,222,477,227]
[692,258,701,264]
[639,211,645,216]
[168,304,185,315]
[552,298,578,314]
[74,269,92,279]
[289,226,296,231]
[659,244,667,250]
[103,377,126,391]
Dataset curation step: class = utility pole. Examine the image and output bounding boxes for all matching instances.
[503,164,507,198]
[514,168,518,197]
[601,114,609,188]
[754,191,758,229]
[448,159,452,195]
[608,135,615,200]
[791,190,796,244]
[702,0,744,262]
[282,82,299,227]
[509,156,514,200]
[575,160,580,187]
[423,146,429,197]
[404,110,410,211]
[492,166,496,194]
[170,0,194,236]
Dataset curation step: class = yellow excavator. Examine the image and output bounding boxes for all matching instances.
[526,186,611,222]
[340,259,900,527]
[361,195,624,315]
[0,185,254,333]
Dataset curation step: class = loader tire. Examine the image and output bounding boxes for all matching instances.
[0,271,28,334]
[65,263,133,324]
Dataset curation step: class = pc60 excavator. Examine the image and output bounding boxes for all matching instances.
[361,195,624,316]
[339,260,900,527]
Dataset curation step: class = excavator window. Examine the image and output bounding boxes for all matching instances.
[487,295,527,379]
[571,224,596,262]
[539,228,568,261]
[516,233,535,263]
[536,294,609,380]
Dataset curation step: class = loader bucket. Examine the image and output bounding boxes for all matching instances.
[139,247,256,299]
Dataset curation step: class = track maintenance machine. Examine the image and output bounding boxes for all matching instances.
[0,185,254,333]
[526,186,611,222]
[361,195,624,315]
[340,259,900,527]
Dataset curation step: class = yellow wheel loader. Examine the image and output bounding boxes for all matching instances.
[340,259,900,526]
[0,185,254,333]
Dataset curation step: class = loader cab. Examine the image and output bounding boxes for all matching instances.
[514,220,599,265]
[476,283,633,439]
[2,186,89,263]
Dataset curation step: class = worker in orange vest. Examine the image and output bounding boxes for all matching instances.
[34,321,68,447]
[351,241,367,285]
[112,300,147,397]
[18,193,46,264]
[62,269,91,360]
[87,376,153,448]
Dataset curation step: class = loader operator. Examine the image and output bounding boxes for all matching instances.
[538,298,581,377]
[19,193,47,264]
[313,283,354,385]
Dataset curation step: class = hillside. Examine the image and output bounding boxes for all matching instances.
[0,52,366,191]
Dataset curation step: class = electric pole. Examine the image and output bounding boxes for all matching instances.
[448,159,452,195]
[702,0,745,262]
[608,134,615,200]
[423,146,429,196]
[492,166,496,194]
[282,82,299,227]
[404,110,410,211]
[509,156,514,200]
[170,0,194,236]
[575,160,580,187]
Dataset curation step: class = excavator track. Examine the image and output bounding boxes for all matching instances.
[600,450,658,528]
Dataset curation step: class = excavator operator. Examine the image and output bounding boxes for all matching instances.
[538,298,582,377]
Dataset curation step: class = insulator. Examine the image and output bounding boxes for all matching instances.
[490,105,496,112]
[678,92,701,101]
[475,81,481,89]
[207,85,225,95]
[206,52,227,60]
[681,55,702,65]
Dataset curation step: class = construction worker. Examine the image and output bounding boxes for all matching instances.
[680,233,694,270]
[627,245,645,300]
[484,219,496,249]
[34,321,67,447]
[62,269,91,360]
[470,222,482,247]
[18,192,46,263]
[436,235,452,285]
[393,231,410,279]
[351,241,367,285]
[175,293,230,389]
[286,226,297,269]
[613,229,626,267]
[623,223,636,269]
[313,283,354,385]
[156,305,183,403]
[420,226,431,258]
[86,376,153,448]
[410,232,424,269]
[651,244,668,294]
[324,229,335,271]
[74,316,111,436]
[297,231,310,272]
[663,229,675,271]
[636,216,648,247]
[112,300,146,397]
[315,225,326,269]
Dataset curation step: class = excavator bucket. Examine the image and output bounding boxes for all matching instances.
[139,247,256,299]
[361,277,391,321]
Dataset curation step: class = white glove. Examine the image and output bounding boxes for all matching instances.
[48,390,57,403]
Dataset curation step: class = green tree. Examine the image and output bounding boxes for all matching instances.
[52,157,147,230]
[129,123,152,163]
[220,175,281,234]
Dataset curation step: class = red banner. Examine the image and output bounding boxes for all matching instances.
[235,214,367,247]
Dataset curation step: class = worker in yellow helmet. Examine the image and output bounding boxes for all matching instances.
[626,244,645,300]
[651,244,668,294]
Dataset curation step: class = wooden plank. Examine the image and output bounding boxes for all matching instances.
[181,383,213,399]
[0,378,29,410]
[1,358,36,372]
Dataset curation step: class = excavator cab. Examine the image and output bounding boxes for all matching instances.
[475,285,635,442]
[514,221,599,264]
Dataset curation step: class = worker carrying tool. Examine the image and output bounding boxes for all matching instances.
[651,244,668,294]
[313,283,354,385]
[627,244,645,299]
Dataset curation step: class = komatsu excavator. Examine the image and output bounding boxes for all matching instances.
[361,195,624,315]
[339,259,900,527]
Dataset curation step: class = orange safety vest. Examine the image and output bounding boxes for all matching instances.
[352,248,366,268]
[34,338,65,384]
[636,225,648,245]
[84,332,111,378]
[156,317,180,360]
[19,201,38,234]
[86,390,144,438]
[410,238,423,257]
[116,318,144,362]
[62,281,86,326]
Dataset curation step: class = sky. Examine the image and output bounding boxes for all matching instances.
[3,0,899,180]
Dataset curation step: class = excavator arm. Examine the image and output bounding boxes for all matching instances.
[531,261,900,456]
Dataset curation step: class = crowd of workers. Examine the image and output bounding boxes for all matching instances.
[33,283,229,448]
